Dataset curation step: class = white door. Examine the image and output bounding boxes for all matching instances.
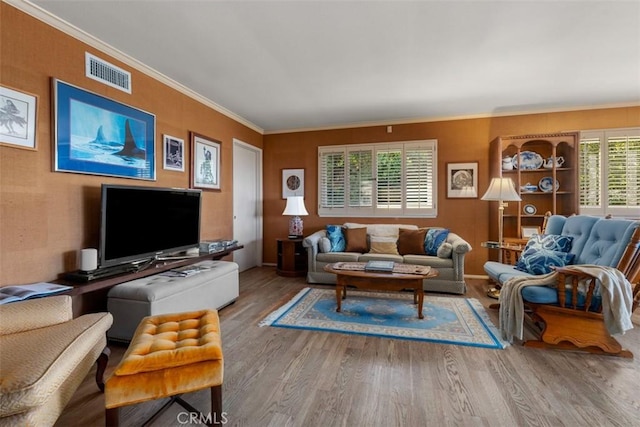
[233,139,262,272]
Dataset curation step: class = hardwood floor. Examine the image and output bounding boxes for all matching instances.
[56,267,640,426]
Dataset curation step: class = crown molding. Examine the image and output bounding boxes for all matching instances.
[264,102,640,135]
[6,0,264,135]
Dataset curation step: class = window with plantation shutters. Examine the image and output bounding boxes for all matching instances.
[579,128,640,217]
[318,140,437,217]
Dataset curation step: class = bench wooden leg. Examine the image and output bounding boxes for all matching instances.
[96,347,110,392]
[211,385,223,424]
[105,407,119,427]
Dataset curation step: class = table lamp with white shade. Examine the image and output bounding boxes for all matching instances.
[282,196,309,239]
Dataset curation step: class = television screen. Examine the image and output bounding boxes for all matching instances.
[99,184,202,268]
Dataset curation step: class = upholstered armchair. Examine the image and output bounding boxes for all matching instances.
[485,215,640,357]
[0,295,113,426]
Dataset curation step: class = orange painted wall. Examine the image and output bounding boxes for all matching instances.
[2,3,638,285]
[263,107,640,275]
[0,4,262,286]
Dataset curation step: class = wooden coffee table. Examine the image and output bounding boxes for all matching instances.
[323,263,439,319]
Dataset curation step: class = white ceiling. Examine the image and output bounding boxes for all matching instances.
[24,0,640,133]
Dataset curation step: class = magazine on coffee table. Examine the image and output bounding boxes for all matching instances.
[364,260,395,272]
[0,283,72,305]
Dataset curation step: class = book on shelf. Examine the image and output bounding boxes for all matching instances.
[364,260,395,272]
[0,282,72,305]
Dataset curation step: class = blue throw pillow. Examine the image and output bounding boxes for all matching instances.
[515,247,575,275]
[424,228,449,256]
[326,225,346,252]
[523,234,573,253]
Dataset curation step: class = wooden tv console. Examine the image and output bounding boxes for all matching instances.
[57,245,243,317]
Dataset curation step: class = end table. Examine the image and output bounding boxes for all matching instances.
[482,240,526,299]
[276,238,307,277]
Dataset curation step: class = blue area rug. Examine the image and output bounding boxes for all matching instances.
[260,287,508,349]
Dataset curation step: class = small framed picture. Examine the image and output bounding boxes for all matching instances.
[163,134,184,171]
[0,85,38,150]
[191,132,221,190]
[282,168,304,198]
[447,162,478,198]
[521,226,541,239]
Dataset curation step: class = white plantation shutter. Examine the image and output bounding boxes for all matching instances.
[348,149,373,211]
[376,147,403,212]
[580,129,640,217]
[318,148,345,210]
[608,135,640,208]
[318,140,437,217]
[579,137,601,208]
[405,141,436,213]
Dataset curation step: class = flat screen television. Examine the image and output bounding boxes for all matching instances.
[99,184,202,268]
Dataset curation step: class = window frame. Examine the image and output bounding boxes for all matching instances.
[318,140,438,218]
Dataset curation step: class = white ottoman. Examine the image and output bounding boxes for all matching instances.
[107,260,239,342]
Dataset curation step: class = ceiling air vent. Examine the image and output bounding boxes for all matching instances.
[85,52,131,94]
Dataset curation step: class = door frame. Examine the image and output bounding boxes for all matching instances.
[233,138,263,268]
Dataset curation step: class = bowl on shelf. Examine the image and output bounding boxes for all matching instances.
[520,183,538,193]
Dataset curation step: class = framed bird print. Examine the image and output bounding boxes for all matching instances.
[0,85,38,150]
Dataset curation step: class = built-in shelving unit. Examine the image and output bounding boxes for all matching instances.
[489,132,579,241]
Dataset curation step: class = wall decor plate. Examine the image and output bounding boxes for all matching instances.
[539,176,559,192]
[452,169,473,188]
[513,151,543,170]
[446,162,478,198]
[282,168,304,198]
[523,204,537,215]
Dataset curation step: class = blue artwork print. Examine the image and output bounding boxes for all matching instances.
[54,80,155,180]
[69,100,147,167]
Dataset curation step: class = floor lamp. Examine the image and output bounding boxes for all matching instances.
[481,177,521,299]
[481,177,521,260]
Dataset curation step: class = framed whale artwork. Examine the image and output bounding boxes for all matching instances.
[53,79,156,180]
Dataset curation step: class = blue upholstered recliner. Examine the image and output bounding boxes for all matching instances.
[485,214,640,357]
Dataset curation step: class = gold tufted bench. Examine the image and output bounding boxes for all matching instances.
[105,309,223,426]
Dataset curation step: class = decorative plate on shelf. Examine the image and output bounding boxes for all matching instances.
[523,204,537,215]
[538,176,559,192]
[513,151,543,170]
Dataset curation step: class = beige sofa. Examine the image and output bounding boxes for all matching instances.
[303,223,472,294]
[0,296,113,426]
